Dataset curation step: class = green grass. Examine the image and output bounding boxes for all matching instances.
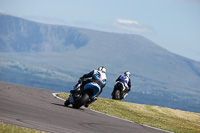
[0,122,45,133]
[58,93,200,133]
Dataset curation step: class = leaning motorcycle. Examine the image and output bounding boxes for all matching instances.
[64,80,99,109]
[111,81,128,100]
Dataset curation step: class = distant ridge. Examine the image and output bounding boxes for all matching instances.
[0,13,89,52]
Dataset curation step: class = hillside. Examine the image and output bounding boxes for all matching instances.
[0,13,88,52]
[0,13,200,113]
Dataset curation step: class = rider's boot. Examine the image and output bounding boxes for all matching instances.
[70,83,81,94]
[70,89,78,94]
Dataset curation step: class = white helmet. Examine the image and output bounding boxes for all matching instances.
[98,66,106,74]
[124,71,131,77]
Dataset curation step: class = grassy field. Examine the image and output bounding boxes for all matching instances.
[0,122,45,133]
[59,93,200,133]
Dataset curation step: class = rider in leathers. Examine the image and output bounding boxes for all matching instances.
[114,71,131,98]
[70,66,107,107]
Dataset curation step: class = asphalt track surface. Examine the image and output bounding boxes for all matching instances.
[0,82,171,133]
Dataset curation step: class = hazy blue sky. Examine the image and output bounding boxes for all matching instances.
[0,0,200,61]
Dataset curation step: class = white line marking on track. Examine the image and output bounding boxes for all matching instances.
[52,92,173,133]
[52,93,65,101]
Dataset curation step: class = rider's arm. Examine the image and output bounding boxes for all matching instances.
[80,70,94,79]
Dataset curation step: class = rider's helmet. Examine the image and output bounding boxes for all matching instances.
[124,71,131,78]
[98,66,106,74]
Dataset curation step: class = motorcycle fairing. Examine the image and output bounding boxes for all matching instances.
[84,82,101,98]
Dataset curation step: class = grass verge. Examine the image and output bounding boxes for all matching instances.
[58,93,200,133]
[0,122,45,133]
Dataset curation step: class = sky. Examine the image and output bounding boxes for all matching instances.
[0,0,200,61]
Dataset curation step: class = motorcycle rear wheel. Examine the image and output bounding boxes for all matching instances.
[113,89,121,100]
[73,93,89,109]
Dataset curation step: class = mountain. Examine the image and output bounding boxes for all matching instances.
[0,13,200,113]
[0,13,89,52]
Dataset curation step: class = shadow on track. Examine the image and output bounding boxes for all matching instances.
[51,103,85,110]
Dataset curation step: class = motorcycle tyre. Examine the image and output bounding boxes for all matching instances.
[73,93,89,109]
[112,89,121,100]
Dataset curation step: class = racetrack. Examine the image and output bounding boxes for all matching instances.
[0,82,171,133]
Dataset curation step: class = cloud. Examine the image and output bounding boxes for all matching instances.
[116,18,139,25]
[113,18,152,33]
